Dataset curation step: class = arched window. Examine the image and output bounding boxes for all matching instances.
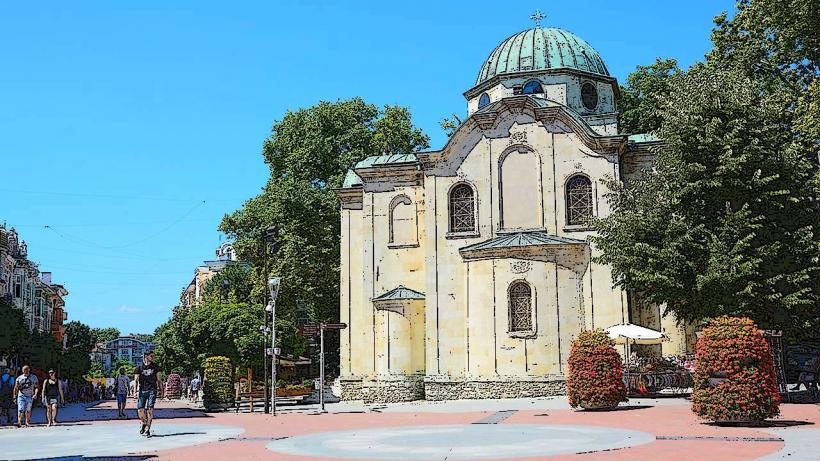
[508,281,533,332]
[566,175,593,225]
[522,80,543,95]
[478,93,490,109]
[389,195,416,245]
[449,183,476,233]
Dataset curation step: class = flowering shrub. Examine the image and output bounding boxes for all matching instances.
[203,356,234,410]
[165,373,183,398]
[691,317,780,422]
[567,329,628,409]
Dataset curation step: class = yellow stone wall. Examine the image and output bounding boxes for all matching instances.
[340,104,694,401]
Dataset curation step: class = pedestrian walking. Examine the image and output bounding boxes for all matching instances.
[135,351,162,437]
[0,368,16,425]
[12,365,38,428]
[189,375,201,403]
[41,370,64,426]
[115,368,130,418]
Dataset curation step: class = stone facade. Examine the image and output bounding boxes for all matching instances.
[337,24,695,404]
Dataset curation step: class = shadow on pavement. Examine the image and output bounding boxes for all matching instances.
[149,431,206,438]
[710,420,815,428]
[577,405,654,412]
[52,403,210,424]
[28,456,156,460]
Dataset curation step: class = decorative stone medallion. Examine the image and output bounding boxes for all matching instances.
[509,131,528,146]
[510,260,531,274]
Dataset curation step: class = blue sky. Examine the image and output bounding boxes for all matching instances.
[0,1,736,334]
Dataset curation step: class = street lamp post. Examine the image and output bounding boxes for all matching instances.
[267,277,281,416]
[259,324,271,414]
[263,224,278,414]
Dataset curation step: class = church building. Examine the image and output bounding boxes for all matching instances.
[336,20,693,403]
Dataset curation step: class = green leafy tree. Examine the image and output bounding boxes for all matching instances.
[132,333,154,343]
[201,263,254,304]
[112,358,135,376]
[439,113,462,138]
[0,297,28,363]
[62,321,94,381]
[220,98,429,372]
[91,327,120,345]
[87,360,105,378]
[153,307,198,376]
[617,58,683,134]
[19,330,62,371]
[154,301,269,376]
[595,64,820,337]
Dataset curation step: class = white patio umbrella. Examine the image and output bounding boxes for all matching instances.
[606,323,667,345]
[605,324,667,375]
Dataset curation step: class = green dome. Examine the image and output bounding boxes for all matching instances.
[476,27,609,85]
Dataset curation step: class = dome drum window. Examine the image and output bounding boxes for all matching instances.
[522,80,544,95]
[581,82,599,110]
[478,93,490,109]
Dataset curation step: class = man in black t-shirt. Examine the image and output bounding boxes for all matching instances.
[134,351,162,437]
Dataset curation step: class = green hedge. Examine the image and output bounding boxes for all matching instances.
[203,356,234,410]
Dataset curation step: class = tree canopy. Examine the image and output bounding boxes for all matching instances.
[594,0,820,338]
[617,58,682,135]
[153,301,268,376]
[218,98,429,371]
[91,327,120,345]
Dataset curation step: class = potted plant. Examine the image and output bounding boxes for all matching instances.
[165,373,183,399]
[691,317,780,423]
[567,329,628,410]
[203,356,234,411]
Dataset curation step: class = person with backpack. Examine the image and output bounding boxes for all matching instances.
[0,368,16,426]
[12,365,38,428]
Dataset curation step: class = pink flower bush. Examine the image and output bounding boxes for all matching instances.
[567,329,628,409]
[691,317,780,422]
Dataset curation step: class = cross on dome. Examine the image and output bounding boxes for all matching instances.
[529,9,546,28]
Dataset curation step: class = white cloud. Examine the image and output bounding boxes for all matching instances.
[118,305,142,314]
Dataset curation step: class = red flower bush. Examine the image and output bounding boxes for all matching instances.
[165,373,183,399]
[567,329,628,409]
[691,317,780,422]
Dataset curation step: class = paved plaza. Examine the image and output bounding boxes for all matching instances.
[0,396,817,460]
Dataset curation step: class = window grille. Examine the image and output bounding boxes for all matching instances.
[566,175,593,225]
[509,281,532,332]
[449,184,476,233]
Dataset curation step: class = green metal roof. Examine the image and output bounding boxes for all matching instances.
[460,231,586,260]
[373,285,426,301]
[477,27,609,85]
[342,169,362,188]
[354,153,418,169]
[627,133,661,143]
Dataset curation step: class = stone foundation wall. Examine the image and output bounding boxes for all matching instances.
[361,376,425,404]
[343,376,566,403]
[339,379,364,401]
[424,378,566,401]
